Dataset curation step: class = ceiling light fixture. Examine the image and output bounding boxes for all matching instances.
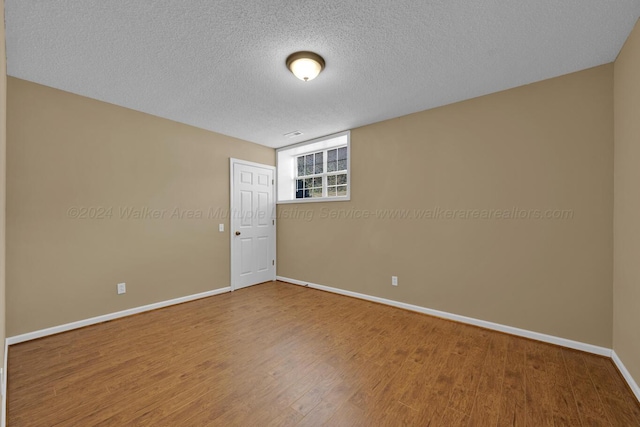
[286,51,325,82]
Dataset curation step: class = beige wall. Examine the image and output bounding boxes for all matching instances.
[278,65,614,347]
[613,20,640,386]
[6,78,274,336]
[1,0,7,385]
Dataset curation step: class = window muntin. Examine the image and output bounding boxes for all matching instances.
[294,147,348,200]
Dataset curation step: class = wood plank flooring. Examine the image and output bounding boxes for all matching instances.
[7,281,640,426]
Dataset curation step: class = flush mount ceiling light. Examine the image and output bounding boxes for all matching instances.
[286,51,325,82]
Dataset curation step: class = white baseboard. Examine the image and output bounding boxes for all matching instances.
[277,276,612,357]
[612,350,640,402]
[1,338,7,427]
[7,287,231,345]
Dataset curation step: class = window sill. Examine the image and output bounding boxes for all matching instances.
[277,196,351,205]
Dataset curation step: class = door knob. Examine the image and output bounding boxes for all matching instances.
[235,231,241,236]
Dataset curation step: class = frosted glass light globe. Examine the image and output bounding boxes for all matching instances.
[286,52,325,82]
[289,58,322,81]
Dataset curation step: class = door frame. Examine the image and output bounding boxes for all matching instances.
[229,158,277,291]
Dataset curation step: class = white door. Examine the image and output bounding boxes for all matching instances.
[230,159,276,290]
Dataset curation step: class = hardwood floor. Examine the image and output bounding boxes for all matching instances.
[7,281,640,426]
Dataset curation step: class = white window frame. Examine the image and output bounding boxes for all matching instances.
[294,147,348,199]
[276,131,351,204]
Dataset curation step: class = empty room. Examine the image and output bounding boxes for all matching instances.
[1,1,640,426]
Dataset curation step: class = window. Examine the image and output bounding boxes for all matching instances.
[294,147,348,199]
[277,131,350,203]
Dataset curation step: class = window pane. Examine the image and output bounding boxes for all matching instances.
[305,155,314,176]
[338,159,347,171]
[313,177,323,187]
[328,149,337,172]
[327,187,337,197]
[297,156,304,177]
[296,190,304,199]
[327,175,336,186]
[337,174,347,185]
[338,147,347,160]
[305,178,314,189]
[315,152,323,174]
[296,179,303,190]
[312,188,322,198]
[337,185,347,196]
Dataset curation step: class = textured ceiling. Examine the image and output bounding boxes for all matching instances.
[5,1,640,148]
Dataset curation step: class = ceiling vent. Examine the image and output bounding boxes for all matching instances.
[284,131,303,138]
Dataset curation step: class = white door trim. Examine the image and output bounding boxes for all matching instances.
[229,158,277,291]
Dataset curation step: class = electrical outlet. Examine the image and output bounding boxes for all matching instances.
[219,223,224,232]
[392,276,398,286]
[117,282,126,295]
